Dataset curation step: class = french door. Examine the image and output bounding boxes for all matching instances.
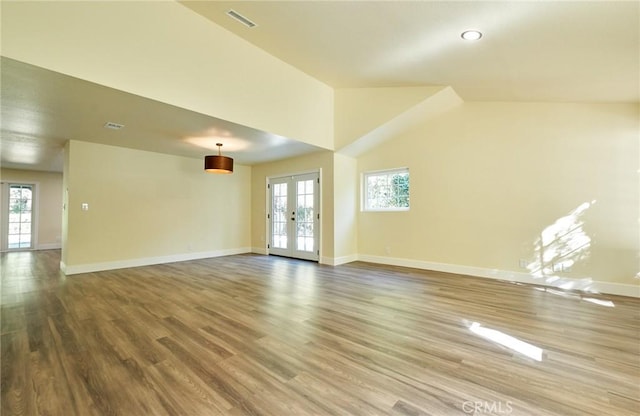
[269,172,319,261]
[1,183,35,251]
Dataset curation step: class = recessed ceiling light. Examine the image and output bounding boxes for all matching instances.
[461,30,483,41]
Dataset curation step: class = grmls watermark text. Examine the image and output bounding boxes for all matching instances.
[462,400,513,414]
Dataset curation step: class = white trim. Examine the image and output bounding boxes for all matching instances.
[362,207,410,213]
[1,181,40,250]
[264,175,270,256]
[592,282,640,298]
[58,248,639,298]
[320,254,359,266]
[62,247,252,275]
[362,166,410,175]
[362,168,410,212]
[266,169,321,262]
[37,242,62,250]
[357,254,640,298]
[252,246,268,255]
[268,168,322,180]
[318,167,323,262]
[334,254,359,266]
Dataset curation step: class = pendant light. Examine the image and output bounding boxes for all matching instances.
[204,143,233,174]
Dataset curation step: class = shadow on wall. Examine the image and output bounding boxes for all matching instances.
[525,200,596,292]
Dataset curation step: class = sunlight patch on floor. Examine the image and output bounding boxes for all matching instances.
[468,322,543,362]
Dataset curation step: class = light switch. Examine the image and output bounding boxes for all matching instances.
[81,203,89,211]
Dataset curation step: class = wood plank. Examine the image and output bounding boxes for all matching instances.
[1,250,638,416]
[1,330,34,416]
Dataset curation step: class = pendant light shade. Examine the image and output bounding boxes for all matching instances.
[204,143,233,174]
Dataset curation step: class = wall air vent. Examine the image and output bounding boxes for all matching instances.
[227,9,257,28]
[104,122,124,130]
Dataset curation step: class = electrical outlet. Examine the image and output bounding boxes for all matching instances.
[385,246,391,255]
[519,259,528,268]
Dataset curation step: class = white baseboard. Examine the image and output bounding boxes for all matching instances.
[320,254,359,266]
[251,247,268,255]
[59,249,639,298]
[37,243,62,250]
[250,251,357,266]
[357,254,640,298]
[591,281,640,298]
[250,250,346,265]
[62,247,252,275]
[319,256,332,265]
[0,243,61,252]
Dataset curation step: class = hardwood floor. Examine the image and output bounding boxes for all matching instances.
[1,250,638,415]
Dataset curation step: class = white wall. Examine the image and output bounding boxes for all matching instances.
[334,86,444,150]
[2,1,334,150]
[357,102,639,293]
[333,153,358,263]
[4,1,637,296]
[62,140,251,274]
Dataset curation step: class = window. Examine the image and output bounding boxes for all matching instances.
[6,184,34,249]
[363,168,410,211]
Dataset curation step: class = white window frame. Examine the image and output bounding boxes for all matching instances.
[362,167,410,212]
[1,181,39,251]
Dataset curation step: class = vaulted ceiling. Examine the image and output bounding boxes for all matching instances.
[1,1,638,172]
[182,0,639,102]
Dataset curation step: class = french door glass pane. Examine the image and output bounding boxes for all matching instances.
[7,184,33,249]
[270,173,318,260]
[272,183,288,249]
[296,179,314,253]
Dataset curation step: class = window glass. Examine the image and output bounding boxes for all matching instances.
[363,168,409,211]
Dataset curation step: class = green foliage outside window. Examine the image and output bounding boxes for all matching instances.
[364,169,409,211]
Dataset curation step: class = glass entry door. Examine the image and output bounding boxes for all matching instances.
[269,172,319,261]
[1,183,34,250]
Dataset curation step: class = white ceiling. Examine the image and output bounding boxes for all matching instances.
[1,1,638,173]
[183,1,640,102]
[0,58,325,172]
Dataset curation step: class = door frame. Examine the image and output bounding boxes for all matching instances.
[265,168,322,261]
[0,181,40,252]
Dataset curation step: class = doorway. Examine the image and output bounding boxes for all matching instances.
[268,172,320,261]
[1,183,35,251]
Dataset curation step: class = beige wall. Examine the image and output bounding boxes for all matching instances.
[62,143,70,265]
[333,153,358,261]
[2,1,334,150]
[3,101,635,294]
[357,102,639,286]
[3,0,637,290]
[334,86,444,150]
[251,151,335,261]
[1,168,63,249]
[63,140,251,270]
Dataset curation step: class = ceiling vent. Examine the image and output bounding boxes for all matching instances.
[226,9,257,28]
[104,122,124,130]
